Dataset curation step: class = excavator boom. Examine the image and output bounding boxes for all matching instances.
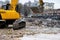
[39,0,44,13]
[11,0,18,10]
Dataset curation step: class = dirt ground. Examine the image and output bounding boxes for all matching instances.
[0,19,60,40]
[0,26,60,40]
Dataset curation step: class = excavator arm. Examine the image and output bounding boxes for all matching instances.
[39,0,44,6]
[11,0,44,13]
[39,0,44,13]
[10,0,18,10]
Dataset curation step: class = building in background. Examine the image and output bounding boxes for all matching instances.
[25,1,39,7]
[25,1,54,10]
[44,2,54,10]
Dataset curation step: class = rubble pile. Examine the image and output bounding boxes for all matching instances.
[26,18,60,28]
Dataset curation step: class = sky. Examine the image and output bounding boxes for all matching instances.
[0,0,60,9]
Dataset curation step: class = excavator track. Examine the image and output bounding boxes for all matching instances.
[13,21,26,30]
[0,20,6,28]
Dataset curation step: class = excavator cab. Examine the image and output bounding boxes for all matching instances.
[2,3,10,10]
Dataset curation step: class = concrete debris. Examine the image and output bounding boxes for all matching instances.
[0,18,60,40]
[26,18,60,28]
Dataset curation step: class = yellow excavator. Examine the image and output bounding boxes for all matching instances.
[0,0,44,30]
[0,0,26,30]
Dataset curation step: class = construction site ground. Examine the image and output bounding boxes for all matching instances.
[0,18,60,40]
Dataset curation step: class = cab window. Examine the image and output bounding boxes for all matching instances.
[2,4,10,10]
